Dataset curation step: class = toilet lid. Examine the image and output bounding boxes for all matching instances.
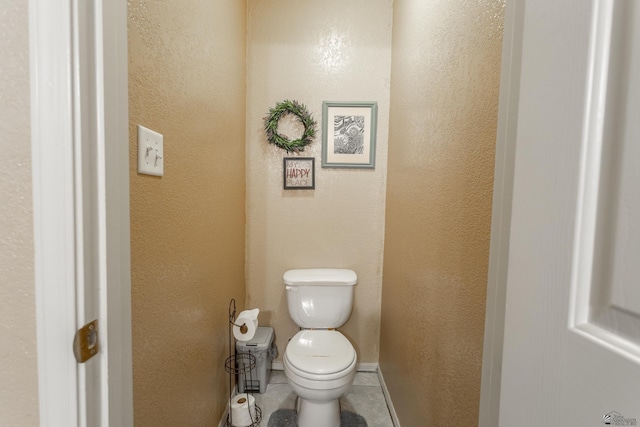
[286,330,356,375]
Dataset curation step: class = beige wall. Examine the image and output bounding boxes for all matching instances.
[380,1,504,426]
[0,1,39,425]
[128,1,247,425]
[246,0,392,364]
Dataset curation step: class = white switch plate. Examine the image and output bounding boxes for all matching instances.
[137,125,164,176]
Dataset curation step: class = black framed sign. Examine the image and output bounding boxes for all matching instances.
[283,157,315,190]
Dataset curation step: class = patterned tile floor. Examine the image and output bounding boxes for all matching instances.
[252,370,395,427]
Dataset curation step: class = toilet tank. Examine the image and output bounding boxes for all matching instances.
[284,268,357,329]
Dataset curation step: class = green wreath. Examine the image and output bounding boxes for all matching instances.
[264,100,317,153]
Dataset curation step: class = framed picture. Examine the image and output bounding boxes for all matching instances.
[283,157,315,190]
[322,101,378,168]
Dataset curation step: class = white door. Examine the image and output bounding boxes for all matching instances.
[499,0,640,425]
[30,0,132,425]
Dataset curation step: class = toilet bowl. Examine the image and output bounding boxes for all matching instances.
[283,330,357,427]
[282,269,358,427]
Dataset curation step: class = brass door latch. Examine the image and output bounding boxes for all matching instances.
[73,319,99,363]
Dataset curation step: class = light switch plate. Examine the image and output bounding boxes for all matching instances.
[137,125,164,176]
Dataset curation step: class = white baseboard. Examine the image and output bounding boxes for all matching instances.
[218,405,229,427]
[218,385,237,427]
[378,367,401,427]
[356,362,378,372]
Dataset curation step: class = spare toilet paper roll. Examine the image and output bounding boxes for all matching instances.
[229,393,257,427]
[233,308,259,341]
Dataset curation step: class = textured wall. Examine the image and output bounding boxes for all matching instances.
[0,1,39,425]
[246,0,392,365]
[380,1,504,426]
[128,1,246,425]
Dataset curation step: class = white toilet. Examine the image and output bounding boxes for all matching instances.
[282,268,358,427]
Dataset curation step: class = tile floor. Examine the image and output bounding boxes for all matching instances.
[252,370,395,427]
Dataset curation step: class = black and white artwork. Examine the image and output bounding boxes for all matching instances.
[333,115,365,155]
[322,101,378,168]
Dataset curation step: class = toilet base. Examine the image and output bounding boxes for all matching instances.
[296,396,340,427]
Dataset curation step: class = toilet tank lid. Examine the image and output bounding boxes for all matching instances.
[283,268,357,286]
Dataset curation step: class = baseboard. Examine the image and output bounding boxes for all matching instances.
[356,362,378,372]
[218,385,237,427]
[377,367,401,427]
[218,405,228,427]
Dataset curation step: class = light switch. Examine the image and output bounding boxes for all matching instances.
[137,125,164,176]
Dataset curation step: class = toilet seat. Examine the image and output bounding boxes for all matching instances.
[285,355,357,385]
[285,330,356,378]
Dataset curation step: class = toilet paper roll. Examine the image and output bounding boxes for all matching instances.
[229,393,256,427]
[233,308,259,341]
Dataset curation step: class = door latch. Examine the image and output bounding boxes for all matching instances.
[73,319,99,363]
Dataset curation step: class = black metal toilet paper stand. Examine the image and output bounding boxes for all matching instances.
[225,299,262,427]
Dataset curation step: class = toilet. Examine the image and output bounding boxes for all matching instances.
[282,268,358,427]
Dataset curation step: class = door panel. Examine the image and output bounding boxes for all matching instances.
[582,0,640,348]
[500,0,640,425]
